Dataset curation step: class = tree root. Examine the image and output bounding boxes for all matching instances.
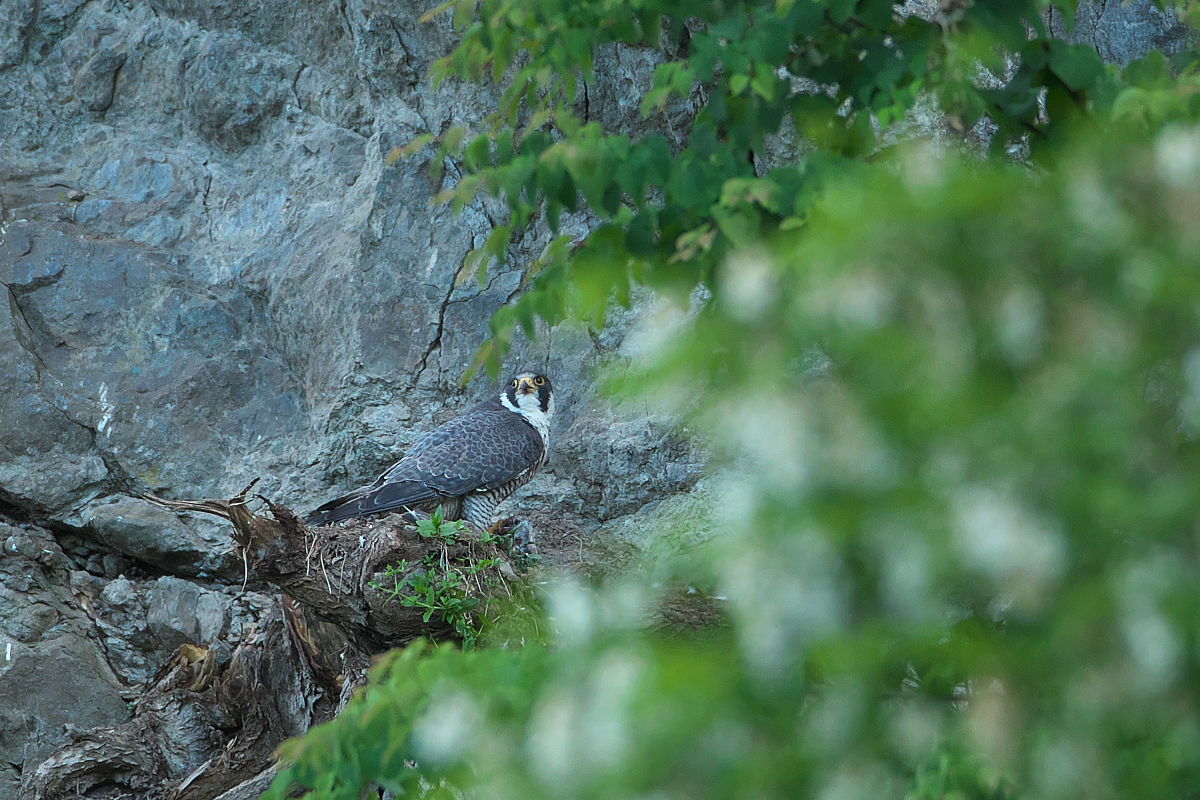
[22,481,514,799]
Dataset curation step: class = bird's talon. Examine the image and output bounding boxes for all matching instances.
[487,516,519,538]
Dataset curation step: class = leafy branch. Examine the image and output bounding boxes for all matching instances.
[394,0,1167,377]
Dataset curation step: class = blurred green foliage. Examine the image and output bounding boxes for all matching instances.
[392,0,1197,378]
[273,1,1200,798]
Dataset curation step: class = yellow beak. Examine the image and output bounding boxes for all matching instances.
[516,376,537,393]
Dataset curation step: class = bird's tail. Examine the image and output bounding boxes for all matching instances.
[303,488,374,527]
[303,479,437,527]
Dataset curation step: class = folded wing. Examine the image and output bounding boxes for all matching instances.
[303,403,544,526]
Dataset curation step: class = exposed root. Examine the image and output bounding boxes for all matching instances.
[25,481,519,799]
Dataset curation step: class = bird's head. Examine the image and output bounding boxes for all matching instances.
[502,372,554,419]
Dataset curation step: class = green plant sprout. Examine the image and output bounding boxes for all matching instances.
[415,505,470,543]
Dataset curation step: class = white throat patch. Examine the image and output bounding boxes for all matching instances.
[500,389,553,445]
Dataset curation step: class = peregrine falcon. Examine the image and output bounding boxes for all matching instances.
[304,372,554,529]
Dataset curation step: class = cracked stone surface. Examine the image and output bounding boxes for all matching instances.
[1048,0,1194,64]
[0,0,718,789]
[0,522,271,796]
[0,0,1191,793]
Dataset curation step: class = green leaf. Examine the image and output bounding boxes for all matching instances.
[781,0,824,29]
[827,0,857,24]
[601,183,623,217]
[457,247,488,287]
[1053,0,1076,32]
[494,129,514,164]
[711,12,747,39]
[640,11,663,44]
[418,0,455,24]
[690,33,720,83]
[751,67,785,102]
[519,130,552,157]
[859,0,896,28]
[500,156,535,209]
[387,133,434,164]
[625,209,658,256]
[712,204,760,246]
[483,223,512,267]
[1048,40,1104,92]
[452,0,474,29]
[1123,50,1172,88]
[464,134,492,171]
[441,126,466,154]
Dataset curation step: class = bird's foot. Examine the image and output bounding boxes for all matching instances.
[487,516,539,560]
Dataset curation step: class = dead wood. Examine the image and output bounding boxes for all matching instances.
[143,482,512,648]
[23,483,515,799]
[25,597,356,800]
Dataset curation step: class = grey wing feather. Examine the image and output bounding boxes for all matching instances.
[304,402,544,526]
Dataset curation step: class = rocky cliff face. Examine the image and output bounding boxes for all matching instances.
[0,1,708,792]
[0,0,1190,795]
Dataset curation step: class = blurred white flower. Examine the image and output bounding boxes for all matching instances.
[1155,126,1200,188]
[413,689,482,765]
[527,649,644,791]
[546,578,596,648]
[951,486,1066,610]
[712,394,812,492]
[1117,555,1184,692]
[994,283,1045,366]
[722,530,847,676]
[720,248,776,321]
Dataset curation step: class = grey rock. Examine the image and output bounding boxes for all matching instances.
[0,521,132,787]
[146,576,227,649]
[0,516,270,788]
[590,475,721,576]
[148,0,349,70]
[0,526,78,644]
[1050,0,1195,65]
[69,568,107,601]
[101,552,131,577]
[90,574,270,686]
[74,46,127,113]
[0,282,110,514]
[0,214,306,513]
[553,399,706,522]
[0,763,17,800]
[100,575,139,607]
[0,0,35,71]
[182,34,292,150]
[589,43,696,151]
[4,529,46,561]
[82,496,237,576]
[0,636,129,780]
[93,573,272,686]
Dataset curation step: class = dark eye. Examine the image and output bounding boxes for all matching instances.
[511,379,518,388]
[534,376,546,386]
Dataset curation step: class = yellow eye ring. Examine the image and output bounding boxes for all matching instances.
[511,379,519,388]
[534,376,546,386]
